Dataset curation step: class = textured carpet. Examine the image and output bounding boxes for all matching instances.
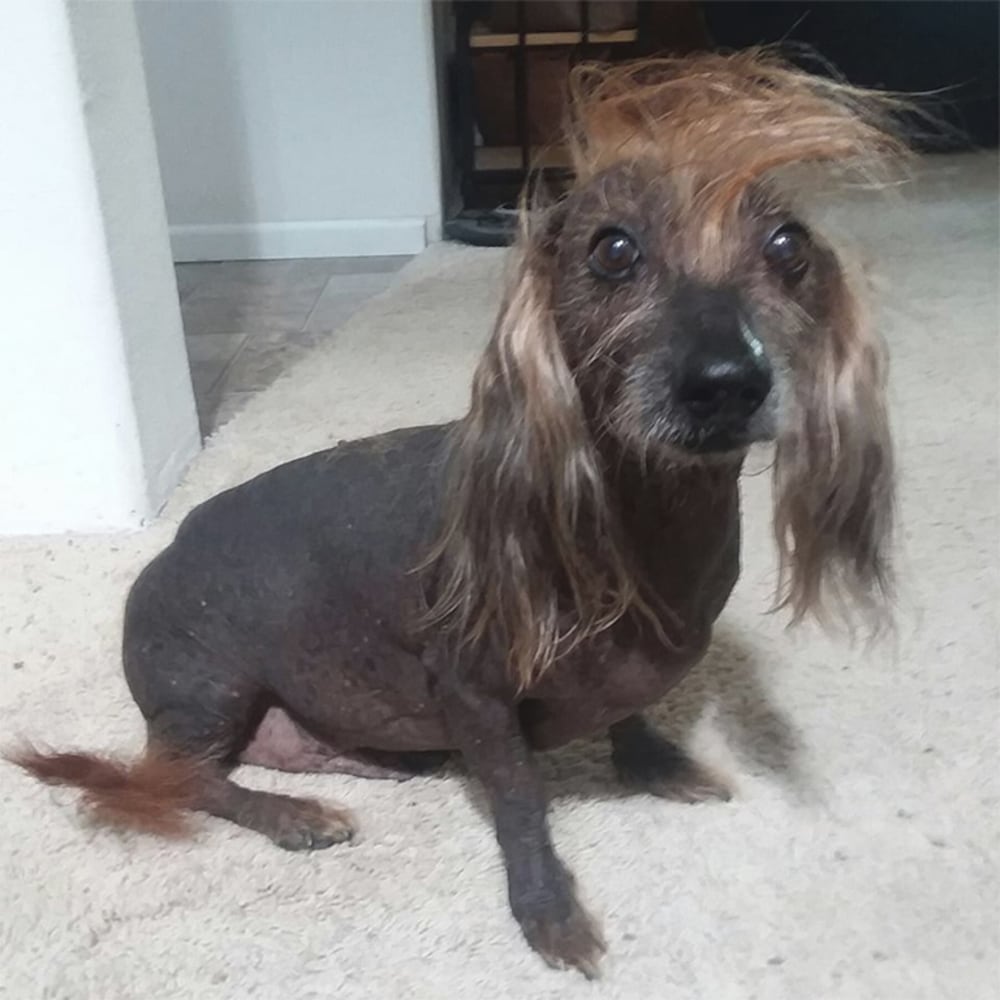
[1,154,997,1000]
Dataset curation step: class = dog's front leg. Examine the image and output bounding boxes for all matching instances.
[444,683,605,977]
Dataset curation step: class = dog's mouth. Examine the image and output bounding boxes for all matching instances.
[652,396,778,464]
[663,430,756,465]
[677,410,777,454]
[681,427,755,455]
[611,398,778,464]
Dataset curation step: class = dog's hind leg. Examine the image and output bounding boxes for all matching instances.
[13,700,359,850]
[138,687,358,851]
[13,640,358,850]
[609,714,731,803]
[191,760,355,851]
[114,593,361,850]
[140,700,356,851]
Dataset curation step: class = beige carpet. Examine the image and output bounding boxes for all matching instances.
[2,154,997,1000]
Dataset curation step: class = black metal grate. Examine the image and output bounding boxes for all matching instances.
[445,1,652,245]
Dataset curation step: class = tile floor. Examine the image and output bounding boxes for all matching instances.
[175,255,412,435]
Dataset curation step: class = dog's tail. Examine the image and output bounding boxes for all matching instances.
[6,744,208,837]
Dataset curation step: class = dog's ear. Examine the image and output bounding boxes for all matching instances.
[423,210,639,688]
[475,205,589,523]
[772,261,894,628]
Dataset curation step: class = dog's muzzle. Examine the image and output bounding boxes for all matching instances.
[672,304,773,452]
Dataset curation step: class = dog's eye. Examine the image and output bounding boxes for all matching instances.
[764,223,810,285]
[589,230,640,280]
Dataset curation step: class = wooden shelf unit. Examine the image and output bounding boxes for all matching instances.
[469,24,638,49]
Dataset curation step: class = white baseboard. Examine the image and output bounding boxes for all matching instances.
[170,217,431,262]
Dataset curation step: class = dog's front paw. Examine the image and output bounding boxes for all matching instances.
[613,729,731,803]
[517,892,606,979]
[634,758,732,803]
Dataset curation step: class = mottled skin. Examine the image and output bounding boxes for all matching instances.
[124,423,739,973]
[126,424,737,763]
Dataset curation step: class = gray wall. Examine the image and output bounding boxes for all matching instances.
[136,0,442,260]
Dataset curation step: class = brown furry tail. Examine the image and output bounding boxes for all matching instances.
[6,745,208,837]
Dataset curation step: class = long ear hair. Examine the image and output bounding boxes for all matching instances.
[772,262,895,627]
[420,211,656,689]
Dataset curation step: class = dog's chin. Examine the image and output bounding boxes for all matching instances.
[612,404,777,468]
[660,422,776,466]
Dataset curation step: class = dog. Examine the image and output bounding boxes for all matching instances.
[11,52,903,977]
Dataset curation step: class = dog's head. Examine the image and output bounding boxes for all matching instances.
[429,52,906,684]
[543,162,830,460]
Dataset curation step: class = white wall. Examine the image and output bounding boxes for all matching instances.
[136,0,443,261]
[0,0,200,534]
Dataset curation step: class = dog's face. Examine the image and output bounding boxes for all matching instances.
[548,162,842,459]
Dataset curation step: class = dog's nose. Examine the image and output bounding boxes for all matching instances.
[677,356,772,422]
